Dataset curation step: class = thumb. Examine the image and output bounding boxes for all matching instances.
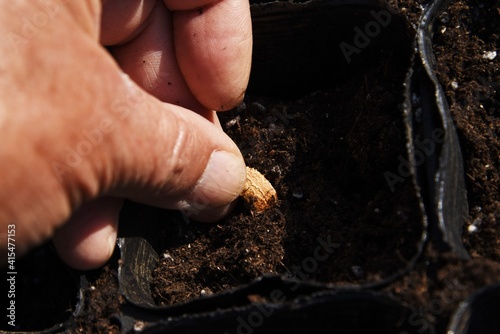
[88,72,247,221]
[52,68,246,270]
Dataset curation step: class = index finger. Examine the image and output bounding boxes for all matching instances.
[164,0,252,111]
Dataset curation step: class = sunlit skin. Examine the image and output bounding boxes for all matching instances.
[0,0,252,270]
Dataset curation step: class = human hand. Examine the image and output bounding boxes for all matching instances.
[0,0,252,270]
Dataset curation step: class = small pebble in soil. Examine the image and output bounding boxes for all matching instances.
[482,50,497,60]
[468,225,478,233]
[134,321,145,332]
[225,115,240,129]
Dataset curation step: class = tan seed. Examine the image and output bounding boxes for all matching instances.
[240,167,278,212]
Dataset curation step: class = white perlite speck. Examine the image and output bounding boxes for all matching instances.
[482,51,497,60]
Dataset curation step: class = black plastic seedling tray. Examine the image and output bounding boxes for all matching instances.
[4,0,499,333]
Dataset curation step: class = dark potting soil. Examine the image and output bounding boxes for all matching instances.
[384,0,500,332]
[3,0,499,333]
[66,258,123,333]
[150,50,424,305]
[432,0,500,261]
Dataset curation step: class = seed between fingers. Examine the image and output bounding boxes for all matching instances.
[240,167,278,212]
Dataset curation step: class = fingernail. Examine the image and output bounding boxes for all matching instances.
[178,150,246,212]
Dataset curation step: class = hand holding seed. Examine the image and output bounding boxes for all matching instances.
[240,167,278,212]
[0,0,252,270]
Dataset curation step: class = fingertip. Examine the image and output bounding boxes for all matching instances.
[184,197,240,223]
[53,198,122,270]
[176,149,246,209]
[172,0,252,111]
